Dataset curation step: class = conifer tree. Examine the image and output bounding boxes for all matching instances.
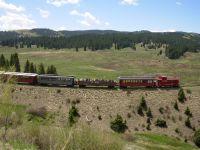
[30,63,35,73]
[178,88,186,103]
[13,53,20,72]
[0,54,6,68]
[46,66,51,74]
[50,65,57,74]
[24,60,30,73]
[38,63,45,74]
[9,54,14,66]
[34,65,37,73]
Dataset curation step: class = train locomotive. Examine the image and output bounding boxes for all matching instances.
[0,72,179,88]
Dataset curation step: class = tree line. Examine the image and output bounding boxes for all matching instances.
[0,53,57,74]
[1,31,200,59]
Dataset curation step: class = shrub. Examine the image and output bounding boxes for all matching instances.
[159,107,164,114]
[76,98,80,104]
[127,112,131,118]
[185,107,192,118]
[185,117,192,128]
[178,88,186,103]
[27,107,47,119]
[186,89,192,94]
[193,129,200,147]
[146,107,153,118]
[175,128,180,134]
[68,105,80,126]
[147,118,151,124]
[146,124,151,130]
[174,101,179,111]
[110,114,127,133]
[155,119,167,128]
[57,89,61,93]
[98,115,102,120]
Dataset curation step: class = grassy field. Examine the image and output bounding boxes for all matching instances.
[0,46,199,86]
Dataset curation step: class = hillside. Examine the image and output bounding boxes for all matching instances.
[1,84,199,149]
[1,29,200,59]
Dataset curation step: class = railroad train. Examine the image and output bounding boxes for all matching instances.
[0,72,179,88]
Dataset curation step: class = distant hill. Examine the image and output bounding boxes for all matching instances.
[0,28,200,59]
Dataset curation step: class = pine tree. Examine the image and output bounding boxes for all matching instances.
[185,107,192,118]
[50,65,57,74]
[9,54,14,66]
[34,65,37,73]
[14,53,20,72]
[46,66,51,74]
[30,63,35,73]
[174,101,179,111]
[178,88,186,103]
[140,96,147,111]
[0,54,6,68]
[38,63,45,74]
[24,59,30,73]
[146,107,153,118]
[5,59,10,70]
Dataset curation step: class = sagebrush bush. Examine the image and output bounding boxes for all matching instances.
[159,107,164,114]
[27,106,47,119]
[68,105,80,126]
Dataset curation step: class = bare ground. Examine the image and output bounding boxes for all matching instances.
[2,85,200,142]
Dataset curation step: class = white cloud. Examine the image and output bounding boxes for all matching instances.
[70,10,100,26]
[105,22,110,26]
[176,2,182,6]
[47,0,80,7]
[0,12,36,31]
[0,0,25,12]
[121,0,139,6]
[57,26,67,30]
[38,8,50,18]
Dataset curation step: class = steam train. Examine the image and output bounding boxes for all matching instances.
[0,72,179,88]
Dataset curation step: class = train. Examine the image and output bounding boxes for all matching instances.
[0,72,179,88]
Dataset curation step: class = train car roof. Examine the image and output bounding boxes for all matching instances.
[118,76,156,80]
[38,74,75,78]
[3,72,38,77]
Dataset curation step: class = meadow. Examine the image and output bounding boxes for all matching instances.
[0,45,199,86]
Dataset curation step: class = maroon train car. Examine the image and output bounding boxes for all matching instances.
[77,79,117,88]
[156,75,179,87]
[118,76,156,88]
[2,72,38,85]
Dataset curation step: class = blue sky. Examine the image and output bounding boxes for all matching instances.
[0,0,200,33]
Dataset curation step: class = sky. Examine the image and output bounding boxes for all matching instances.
[0,0,200,33]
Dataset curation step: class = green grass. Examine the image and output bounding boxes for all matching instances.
[9,140,38,150]
[134,133,198,150]
[0,46,199,86]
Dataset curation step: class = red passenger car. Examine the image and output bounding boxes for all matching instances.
[156,75,179,87]
[77,79,117,88]
[2,72,38,85]
[118,76,156,88]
